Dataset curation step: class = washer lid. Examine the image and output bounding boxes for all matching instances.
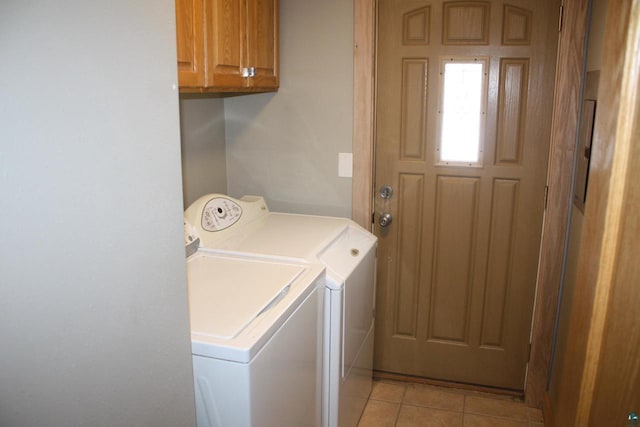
[187,253,304,340]
[213,213,351,260]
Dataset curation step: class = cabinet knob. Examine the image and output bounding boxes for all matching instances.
[241,67,257,78]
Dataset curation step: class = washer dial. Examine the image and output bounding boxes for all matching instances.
[201,197,243,231]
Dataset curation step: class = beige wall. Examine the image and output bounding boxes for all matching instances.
[224,0,355,217]
[179,97,228,207]
[548,0,607,401]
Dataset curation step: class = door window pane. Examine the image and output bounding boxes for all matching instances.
[438,59,487,165]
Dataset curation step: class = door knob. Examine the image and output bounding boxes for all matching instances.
[379,213,393,227]
[629,412,639,427]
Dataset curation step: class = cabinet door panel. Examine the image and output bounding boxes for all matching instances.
[206,0,247,88]
[176,0,204,87]
[247,0,279,89]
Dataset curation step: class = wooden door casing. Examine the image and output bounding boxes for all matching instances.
[550,0,640,424]
[374,0,559,390]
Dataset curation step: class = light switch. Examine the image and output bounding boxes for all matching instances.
[338,152,353,178]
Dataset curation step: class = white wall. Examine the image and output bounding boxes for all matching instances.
[0,1,196,426]
[180,97,228,207]
[225,0,354,217]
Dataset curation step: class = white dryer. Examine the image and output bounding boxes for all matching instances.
[185,194,377,427]
[184,234,325,426]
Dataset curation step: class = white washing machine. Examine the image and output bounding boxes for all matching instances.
[185,194,377,427]
[184,232,325,426]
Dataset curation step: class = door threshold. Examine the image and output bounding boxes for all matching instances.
[373,370,525,400]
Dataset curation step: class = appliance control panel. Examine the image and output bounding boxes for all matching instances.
[184,194,269,247]
[202,197,243,232]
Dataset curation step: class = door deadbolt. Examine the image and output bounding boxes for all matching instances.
[380,185,393,199]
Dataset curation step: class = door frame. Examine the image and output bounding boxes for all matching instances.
[548,0,640,423]
[351,0,589,407]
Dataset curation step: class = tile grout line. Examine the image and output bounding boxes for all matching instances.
[461,394,466,426]
[394,384,407,427]
[393,402,401,427]
[399,402,467,414]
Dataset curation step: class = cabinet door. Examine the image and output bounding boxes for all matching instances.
[246,0,279,89]
[175,0,205,87]
[206,0,247,88]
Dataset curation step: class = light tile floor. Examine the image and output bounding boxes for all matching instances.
[357,380,545,427]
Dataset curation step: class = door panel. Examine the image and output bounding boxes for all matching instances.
[481,178,519,347]
[430,176,479,343]
[496,59,529,164]
[442,2,491,45]
[394,173,425,338]
[374,0,558,389]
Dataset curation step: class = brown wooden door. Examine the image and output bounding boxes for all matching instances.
[373,0,559,389]
[246,0,279,89]
[175,0,205,87]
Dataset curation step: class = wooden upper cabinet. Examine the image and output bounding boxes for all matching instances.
[207,0,246,88]
[175,0,279,93]
[246,0,278,89]
[175,0,205,87]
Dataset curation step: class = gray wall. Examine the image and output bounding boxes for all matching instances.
[225,0,354,217]
[180,97,228,207]
[0,1,196,426]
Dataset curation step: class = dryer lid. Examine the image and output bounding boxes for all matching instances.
[186,253,304,340]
